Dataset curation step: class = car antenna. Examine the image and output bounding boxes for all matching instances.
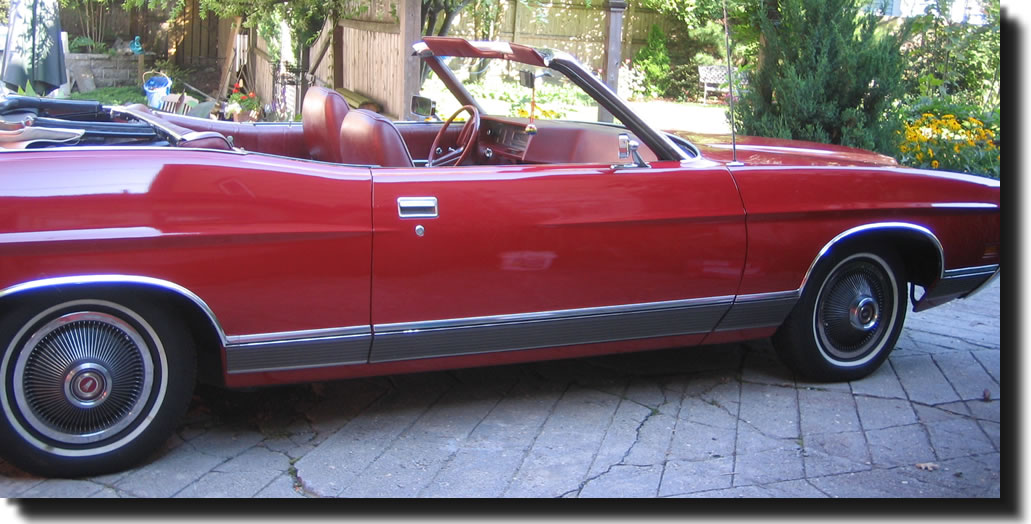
[722,0,743,166]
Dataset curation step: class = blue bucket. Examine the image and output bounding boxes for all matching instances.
[143,73,171,109]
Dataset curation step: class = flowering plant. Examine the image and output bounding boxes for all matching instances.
[896,111,999,179]
[225,81,260,115]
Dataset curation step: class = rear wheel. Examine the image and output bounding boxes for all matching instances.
[774,247,907,381]
[0,294,195,477]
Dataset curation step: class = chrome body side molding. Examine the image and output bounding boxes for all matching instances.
[799,222,945,292]
[0,275,229,345]
[369,296,735,363]
[2,275,806,376]
[224,332,372,374]
[713,290,801,332]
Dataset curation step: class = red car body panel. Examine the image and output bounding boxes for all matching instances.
[0,149,373,337]
[370,159,745,325]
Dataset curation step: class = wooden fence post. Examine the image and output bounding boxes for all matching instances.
[399,0,421,120]
[599,0,627,122]
[216,16,242,101]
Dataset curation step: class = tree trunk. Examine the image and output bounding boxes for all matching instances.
[756,0,780,106]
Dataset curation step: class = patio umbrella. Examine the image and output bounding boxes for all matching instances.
[2,0,67,93]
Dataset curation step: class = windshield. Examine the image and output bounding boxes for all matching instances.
[419,56,622,125]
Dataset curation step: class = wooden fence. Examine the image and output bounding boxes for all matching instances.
[321,0,674,118]
[443,0,674,72]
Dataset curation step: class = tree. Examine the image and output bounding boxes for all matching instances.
[906,0,999,109]
[734,0,911,154]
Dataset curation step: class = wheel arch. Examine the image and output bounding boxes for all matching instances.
[0,275,227,385]
[799,222,945,295]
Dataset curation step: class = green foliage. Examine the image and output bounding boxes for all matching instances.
[0,0,9,26]
[66,85,147,105]
[905,0,999,110]
[895,96,999,178]
[734,0,911,155]
[633,24,671,99]
[663,20,729,101]
[464,74,592,119]
[60,0,112,51]
[152,58,190,90]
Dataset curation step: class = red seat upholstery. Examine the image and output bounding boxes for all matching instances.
[302,87,350,163]
[339,110,414,167]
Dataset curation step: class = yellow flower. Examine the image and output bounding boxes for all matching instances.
[916,153,924,161]
[931,160,939,169]
[942,114,954,119]
[953,143,961,153]
[928,147,934,158]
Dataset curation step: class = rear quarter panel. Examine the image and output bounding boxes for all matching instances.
[728,165,1000,295]
[0,148,372,338]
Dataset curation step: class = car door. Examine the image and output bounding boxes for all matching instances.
[368,159,746,363]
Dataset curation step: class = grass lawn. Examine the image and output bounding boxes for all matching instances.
[65,86,146,106]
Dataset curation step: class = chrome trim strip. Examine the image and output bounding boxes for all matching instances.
[714,290,801,332]
[226,326,371,346]
[930,202,999,209]
[733,289,801,303]
[370,298,732,363]
[0,275,228,345]
[0,145,245,155]
[912,263,1000,311]
[942,264,999,279]
[799,222,945,291]
[373,295,735,334]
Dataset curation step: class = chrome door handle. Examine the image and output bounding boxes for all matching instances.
[397,197,438,218]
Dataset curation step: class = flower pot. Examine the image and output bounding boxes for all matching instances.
[233,110,259,123]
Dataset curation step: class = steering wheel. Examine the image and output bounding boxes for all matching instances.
[428,105,480,167]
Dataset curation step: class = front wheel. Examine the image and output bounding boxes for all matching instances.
[773,248,907,381]
[0,294,195,477]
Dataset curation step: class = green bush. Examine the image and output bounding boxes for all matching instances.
[734,0,911,155]
[634,24,671,99]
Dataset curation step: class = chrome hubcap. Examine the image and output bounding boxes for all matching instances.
[816,257,894,362]
[13,311,154,445]
[65,363,113,407]
[848,296,880,331]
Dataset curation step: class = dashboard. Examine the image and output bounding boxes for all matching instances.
[477,116,658,165]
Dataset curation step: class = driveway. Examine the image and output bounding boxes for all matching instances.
[0,279,1001,498]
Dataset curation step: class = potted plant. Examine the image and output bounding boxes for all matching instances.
[225,81,261,122]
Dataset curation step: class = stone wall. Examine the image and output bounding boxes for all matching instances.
[66,53,150,88]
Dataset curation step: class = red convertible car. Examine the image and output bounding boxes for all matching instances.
[0,38,999,476]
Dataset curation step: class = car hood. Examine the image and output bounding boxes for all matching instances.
[673,132,899,167]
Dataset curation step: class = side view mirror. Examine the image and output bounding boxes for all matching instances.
[411,95,436,118]
[614,133,649,169]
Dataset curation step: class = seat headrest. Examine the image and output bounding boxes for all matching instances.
[338,110,414,168]
[302,87,350,163]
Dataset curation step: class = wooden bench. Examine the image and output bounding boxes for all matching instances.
[334,87,383,113]
[698,65,730,103]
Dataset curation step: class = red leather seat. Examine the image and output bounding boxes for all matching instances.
[339,110,414,167]
[301,87,350,163]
